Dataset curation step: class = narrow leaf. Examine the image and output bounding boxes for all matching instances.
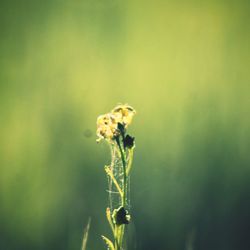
[104,165,123,198]
[106,207,115,234]
[101,235,115,250]
[81,218,91,250]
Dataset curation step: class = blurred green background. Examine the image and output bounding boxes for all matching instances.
[1,0,250,249]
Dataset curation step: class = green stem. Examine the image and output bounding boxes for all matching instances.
[116,137,127,207]
[115,137,127,249]
[114,226,119,250]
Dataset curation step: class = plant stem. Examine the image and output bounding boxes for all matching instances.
[116,137,127,207]
[115,137,127,249]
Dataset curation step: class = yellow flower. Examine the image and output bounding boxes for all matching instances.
[96,104,136,142]
[111,104,136,128]
[96,113,119,142]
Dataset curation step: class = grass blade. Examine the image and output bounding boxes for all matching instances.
[81,218,91,250]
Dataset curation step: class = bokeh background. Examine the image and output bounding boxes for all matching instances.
[1,0,250,249]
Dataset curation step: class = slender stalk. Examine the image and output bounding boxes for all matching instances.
[116,137,127,207]
[115,137,128,249]
[114,226,119,250]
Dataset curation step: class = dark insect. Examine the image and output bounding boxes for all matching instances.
[112,206,131,225]
[123,135,135,149]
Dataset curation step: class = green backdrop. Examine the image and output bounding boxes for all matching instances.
[0,0,250,249]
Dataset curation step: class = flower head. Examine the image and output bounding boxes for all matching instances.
[96,113,120,142]
[96,104,136,142]
[111,104,136,128]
